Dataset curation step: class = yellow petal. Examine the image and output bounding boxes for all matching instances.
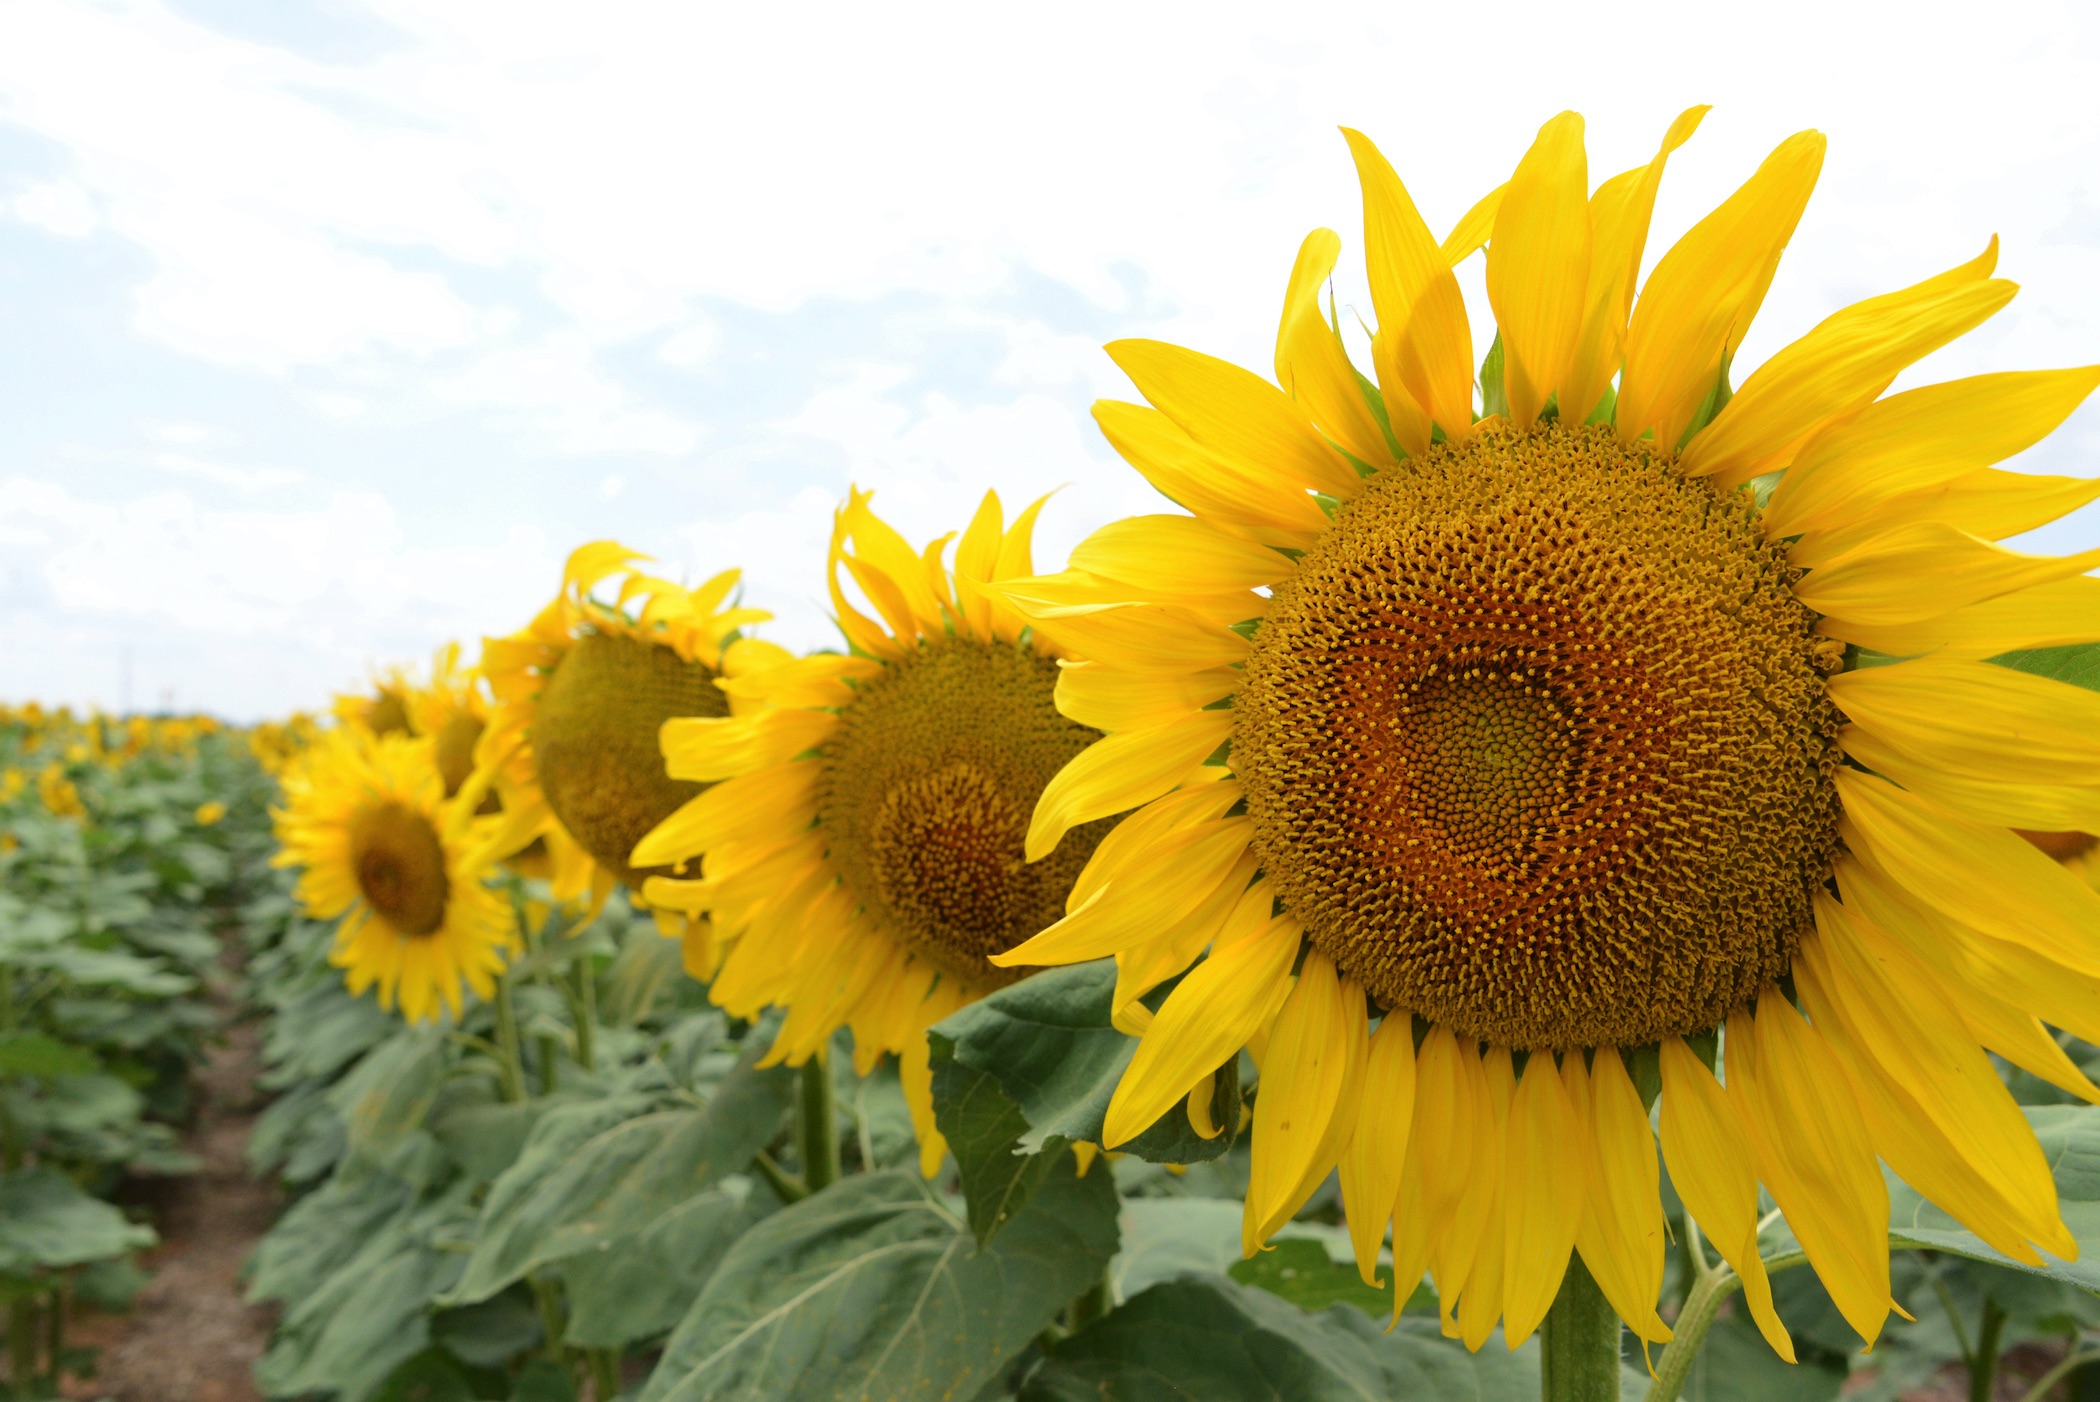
[1765,366,2100,539]
[1093,400,1330,545]
[1275,227,1395,469]
[1055,662,1239,733]
[1242,950,1361,1254]
[1487,111,1591,427]
[1572,1050,1674,1344]
[1825,572,2100,657]
[715,652,879,710]
[629,759,821,870]
[1104,901,1299,1147]
[1836,767,2100,978]
[1065,775,1242,913]
[1387,1028,1480,1334]
[1340,1013,1417,1285]
[1840,725,2100,831]
[1070,515,1296,595]
[1657,1038,1796,1361]
[1560,105,1708,425]
[1618,131,1826,450]
[1792,468,2100,570]
[1108,850,1261,1032]
[1728,998,1890,1348]
[898,1030,949,1179]
[1454,1046,1513,1350]
[1794,523,2100,628]
[952,490,1006,641]
[990,569,1260,630]
[843,488,946,637]
[1025,710,1234,862]
[1439,183,1506,267]
[660,709,837,784]
[1109,339,1359,498]
[1837,850,2100,1049]
[1017,601,1252,677]
[1501,1050,1586,1346]
[1002,816,1251,966]
[1343,127,1475,446]
[1797,895,2070,1262]
[1683,260,2015,491]
[1830,655,2100,786]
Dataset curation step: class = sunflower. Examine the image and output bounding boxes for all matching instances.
[633,488,1109,1175]
[994,108,2100,1358]
[272,726,515,1024]
[408,642,494,803]
[333,669,416,739]
[477,543,769,910]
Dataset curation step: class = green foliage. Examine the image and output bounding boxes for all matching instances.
[1228,1237,1392,1316]
[1992,641,2100,693]
[641,1161,1121,1402]
[1887,1106,2100,1291]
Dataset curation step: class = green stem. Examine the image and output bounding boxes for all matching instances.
[749,1149,808,1204]
[1541,1255,1621,1402]
[529,1274,567,1364]
[798,1052,840,1195]
[9,1295,38,1390]
[536,1033,561,1095]
[587,1344,623,1401]
[1972,1298,2008,1402]
[2018,1348,2100,1402]
[491,972,527,1104]
[573,956,597,1073]
[1645,1265,1733,1402]
[1066,1269,1113,1331]
[45,1278,64,1384]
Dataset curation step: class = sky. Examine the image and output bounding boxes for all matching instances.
[1,0,2097,720]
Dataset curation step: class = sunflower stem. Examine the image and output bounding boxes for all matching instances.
[1971,1298,2008,1402]
[491,971,527,1104]
[572,955,598,1072]
[586,1344,623,1401]
[2017,1347,2100,1402]
[798,1049,840,1195]
[1541,1254,1620,1402]
[1643,1258,1737,1402]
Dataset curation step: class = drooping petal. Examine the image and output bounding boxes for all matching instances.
[1572,1050,1674,1343]
[1728,998,1891,1348]
[1003,815,1251,966]
[1501,1050,1587,1346]
[1340,1014,1417,1285]
[1393,1027,1478,1327]
[1024,710,1235,860]
[1658,1038,1795,1361]
[1454,1046,1514,1350]
[1242,950,1362,1254]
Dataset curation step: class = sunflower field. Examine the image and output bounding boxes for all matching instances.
[15,105,2100,1402]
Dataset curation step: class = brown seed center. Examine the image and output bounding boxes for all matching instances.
[350,800,450,936]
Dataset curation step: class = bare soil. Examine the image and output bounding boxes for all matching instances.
[61,961,278,1402]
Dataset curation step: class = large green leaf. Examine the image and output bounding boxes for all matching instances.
[640,1158,1121,1402]
[1991,642,2100,694]
[331,1026,449,1162]
[929,1028,1075,1246]
[1018,1275,1618,1402]
[449,1058,791,1304]
[0,1166,155,1273]
[0,1030,99,1078]
[931,960,1237,1165]
[1887,1105,2100,1291]
[560,1175,778,1349]
[246,1167,417,1308]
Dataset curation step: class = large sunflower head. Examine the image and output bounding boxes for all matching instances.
[634,487,1111,1174]
[271,726,516,1024]
[478,543,769,903]
[997,110,2100,1358]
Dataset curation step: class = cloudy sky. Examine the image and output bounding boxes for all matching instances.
[2,0,2097,718]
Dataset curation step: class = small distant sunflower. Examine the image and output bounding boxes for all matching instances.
[478,543,769,908]
[334,670,416,739]
[408,642,498,806]
[635,489,1107,1174]
[272,727,514,1023]
[998,109,2100,1357]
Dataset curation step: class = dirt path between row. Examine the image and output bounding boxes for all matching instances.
[63,943,277,1402]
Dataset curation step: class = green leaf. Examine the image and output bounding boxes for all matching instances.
[0,1030,99,1078]
[331,1027,450,1163]
[1887,1105,2100,1290]
[1479,335,1509,420]
[1229,1237,1392,1316]
[449,1057,792,1305]
[641,1159,1121,1402]
[429,1288,543,1367]
[931,960,1237,1166]
[0,1166,156,1272]
[1991,642,2100,694]
[246,1168,416,1309]
[560,1175,777,1349]
[1018,1275,1558,1402]
[929,1028,1073,1246]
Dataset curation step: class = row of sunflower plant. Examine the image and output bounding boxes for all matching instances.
[249,106,2100,1402]
[0,703,269,1398]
